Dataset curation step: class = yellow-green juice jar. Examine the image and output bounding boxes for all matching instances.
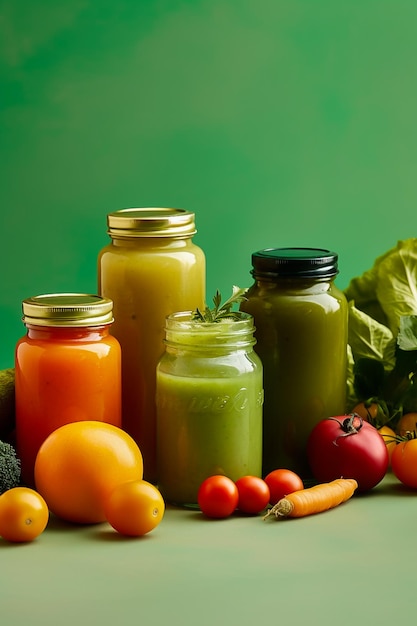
[240,248,348,478]
[98,208,206,484]
[156,311,263,506]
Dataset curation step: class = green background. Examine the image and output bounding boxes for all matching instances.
[1,0,416,369]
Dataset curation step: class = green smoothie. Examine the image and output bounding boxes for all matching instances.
[240,248,348,478]
[155,312,263,506]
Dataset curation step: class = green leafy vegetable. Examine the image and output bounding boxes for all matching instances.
[397,316,417,351]
[345,238,417,337]
[192,286,248,323]
[344,239,417,424]
[347,301,396,368]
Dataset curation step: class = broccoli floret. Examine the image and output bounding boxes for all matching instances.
[0,440,21,494]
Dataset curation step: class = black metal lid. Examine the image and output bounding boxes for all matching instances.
[251,248,339,279]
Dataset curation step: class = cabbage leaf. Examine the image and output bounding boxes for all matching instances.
[344,238,417,337]
[344,239,417,415]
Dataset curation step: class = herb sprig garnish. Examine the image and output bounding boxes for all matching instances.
[191,286,248,323]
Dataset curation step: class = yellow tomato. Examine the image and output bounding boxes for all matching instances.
[0,487,49,543]
[378,425,397,465]
[104,480,165,536]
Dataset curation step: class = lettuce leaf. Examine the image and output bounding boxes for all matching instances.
[347,300,396,368]
[398,315,417,351]
[344,239,417,412]
[344,238,417,337]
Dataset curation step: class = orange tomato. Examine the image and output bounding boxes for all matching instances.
[391,438,417,488]
[396,412,417,437]
[0,487,49,543]
[352,402,379,422]
[34,421,143,524]
[104,480,165,536]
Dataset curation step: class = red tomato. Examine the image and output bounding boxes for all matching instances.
[197,475,238,518]
[264,469,304,505]
[235,476,270,514]
[391,438,417,488]
[307,414,389,492]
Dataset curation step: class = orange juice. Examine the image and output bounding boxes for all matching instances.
[15,294,121,486]
[98,208,205,482]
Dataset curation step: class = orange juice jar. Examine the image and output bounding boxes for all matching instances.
[98,208,206,483]
[15,293,122,486]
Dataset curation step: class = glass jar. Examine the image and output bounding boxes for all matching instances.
[240,248,348,478]
[156,311,263,506]
[98,208,206,483]
[15,293,122,486]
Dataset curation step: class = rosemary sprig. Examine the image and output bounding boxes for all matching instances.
[191,286,248,323]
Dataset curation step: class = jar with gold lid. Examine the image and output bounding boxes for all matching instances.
[15,293,122,486]
[97,208,206,483]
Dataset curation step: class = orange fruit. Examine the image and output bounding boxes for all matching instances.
[34,421,143,524]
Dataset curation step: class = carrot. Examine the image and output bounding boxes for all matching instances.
[262,478,358,520]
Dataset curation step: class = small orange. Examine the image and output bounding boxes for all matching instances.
[104,480,165,536]
[34,421,143,524]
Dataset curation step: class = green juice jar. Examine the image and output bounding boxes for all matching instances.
[240,248,348,479]
[156,311,263,506]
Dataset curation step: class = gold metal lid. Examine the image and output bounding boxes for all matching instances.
[22,294,114,327]
[106,208,197,239]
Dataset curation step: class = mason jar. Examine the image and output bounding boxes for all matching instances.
[240,248,348,478]
[98,208,206,483]
[156,311,263,506]
[15,293,121,486]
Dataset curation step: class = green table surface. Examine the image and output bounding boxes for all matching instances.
[0,471,414,626]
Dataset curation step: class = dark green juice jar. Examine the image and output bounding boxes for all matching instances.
[240,248,348,478]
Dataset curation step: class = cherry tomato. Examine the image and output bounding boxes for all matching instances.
[235,476,270,514]
[197,475,238,518]
[396,412,417,437]
[264,469,304,506]
[378,424,397,465]
[391,438,417,488]
[307,414,389,491]
[104,480,165,537]
[0,487,49,543]
[352,402,379,422]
